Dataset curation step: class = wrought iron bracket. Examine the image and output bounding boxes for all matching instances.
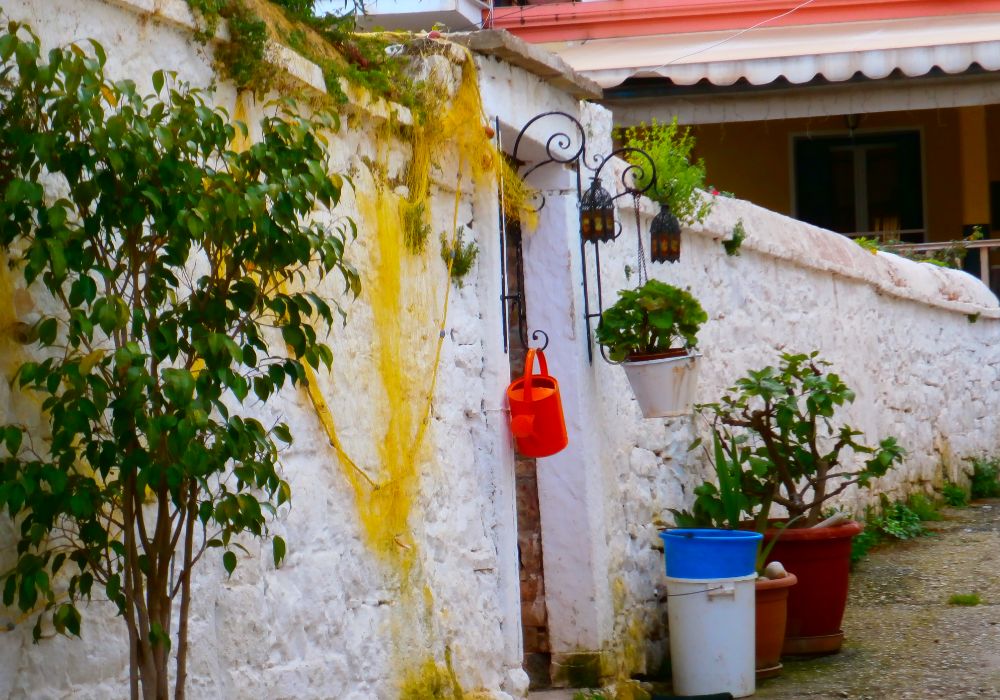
[507,112,656,364]
[498,117,549,354]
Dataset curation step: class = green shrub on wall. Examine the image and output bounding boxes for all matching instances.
[618,117,713,226]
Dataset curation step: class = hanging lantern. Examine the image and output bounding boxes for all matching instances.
[650,203,681,263]
[580,177,616,243]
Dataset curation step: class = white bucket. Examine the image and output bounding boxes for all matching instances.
[622,353,700,418]
[665,573,757,698]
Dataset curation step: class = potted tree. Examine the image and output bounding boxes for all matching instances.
[595,279,707,418]
[676,352,904,658]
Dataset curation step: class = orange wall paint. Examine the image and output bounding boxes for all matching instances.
[689,107,967,243]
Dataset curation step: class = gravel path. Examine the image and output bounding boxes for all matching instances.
[755,500,1000,700]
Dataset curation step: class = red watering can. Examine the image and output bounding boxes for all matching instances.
[506,348,568,458]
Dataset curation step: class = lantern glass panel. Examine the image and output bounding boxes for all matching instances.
[581,179,615,243]
[650,204,681,263]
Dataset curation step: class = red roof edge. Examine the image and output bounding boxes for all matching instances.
[488,0,1000,43]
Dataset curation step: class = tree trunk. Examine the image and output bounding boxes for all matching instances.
[175,484,198,700]
[123,474,141,700]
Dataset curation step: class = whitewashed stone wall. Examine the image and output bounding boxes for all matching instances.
[0,1,546,698]
[548,142,1000,681]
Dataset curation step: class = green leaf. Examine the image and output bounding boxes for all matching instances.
[223,551,237,577]
[2,576,15,607]
[272,536,286,568]
[272,423,292,444]
[713,433,741,528]
[54,603,81,637]
[5,178,43,205]
[19,573,38,611]
[5,426,23,455]
[0,33,14,61]
[281,325,306,356]
[162,368,196,407]
[37,318,58,346]
[276,480,291,506]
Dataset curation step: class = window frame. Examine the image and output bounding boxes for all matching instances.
[789,126,928,243]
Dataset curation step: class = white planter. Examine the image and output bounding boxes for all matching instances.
[621,352,700,418]
[665,573,757,698]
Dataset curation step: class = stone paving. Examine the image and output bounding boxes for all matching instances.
[755,500,1000,699]
[529,500,1000,700]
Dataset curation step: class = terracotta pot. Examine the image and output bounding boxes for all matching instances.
[763,521,862,655]
[755,573,797,678]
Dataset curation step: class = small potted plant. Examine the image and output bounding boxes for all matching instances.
[595,279,707,418]
[619,117,714,240]
[677,351,905,656]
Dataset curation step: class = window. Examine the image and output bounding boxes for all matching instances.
[794,131,924,243]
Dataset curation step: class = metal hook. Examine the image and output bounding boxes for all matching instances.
[530,329,549,351]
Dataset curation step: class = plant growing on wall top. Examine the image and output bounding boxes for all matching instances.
[854,225,985,269]
[618,117,713,227]
[187,0,419,107]
[0,22,359,700]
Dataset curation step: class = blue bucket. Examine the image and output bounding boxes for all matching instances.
[660,529,763,579]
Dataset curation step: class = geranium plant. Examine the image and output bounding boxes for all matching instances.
[595,279,707,362]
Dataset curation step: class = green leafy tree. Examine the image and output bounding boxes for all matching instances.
[0,21,358,700]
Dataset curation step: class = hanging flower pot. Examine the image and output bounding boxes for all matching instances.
[506,348,568,458]
[595,279,707,419]
[622,350,701,418]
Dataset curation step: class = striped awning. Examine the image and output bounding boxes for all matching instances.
[542,13,1000,89]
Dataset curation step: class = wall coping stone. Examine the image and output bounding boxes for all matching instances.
[618,189,1000,319]
[446,29,604,101]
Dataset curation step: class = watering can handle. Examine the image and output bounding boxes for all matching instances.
[521,348,549,406]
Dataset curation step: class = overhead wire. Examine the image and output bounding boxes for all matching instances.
[649,0,819,71]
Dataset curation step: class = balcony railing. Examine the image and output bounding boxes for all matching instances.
[882,239,1000,289]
